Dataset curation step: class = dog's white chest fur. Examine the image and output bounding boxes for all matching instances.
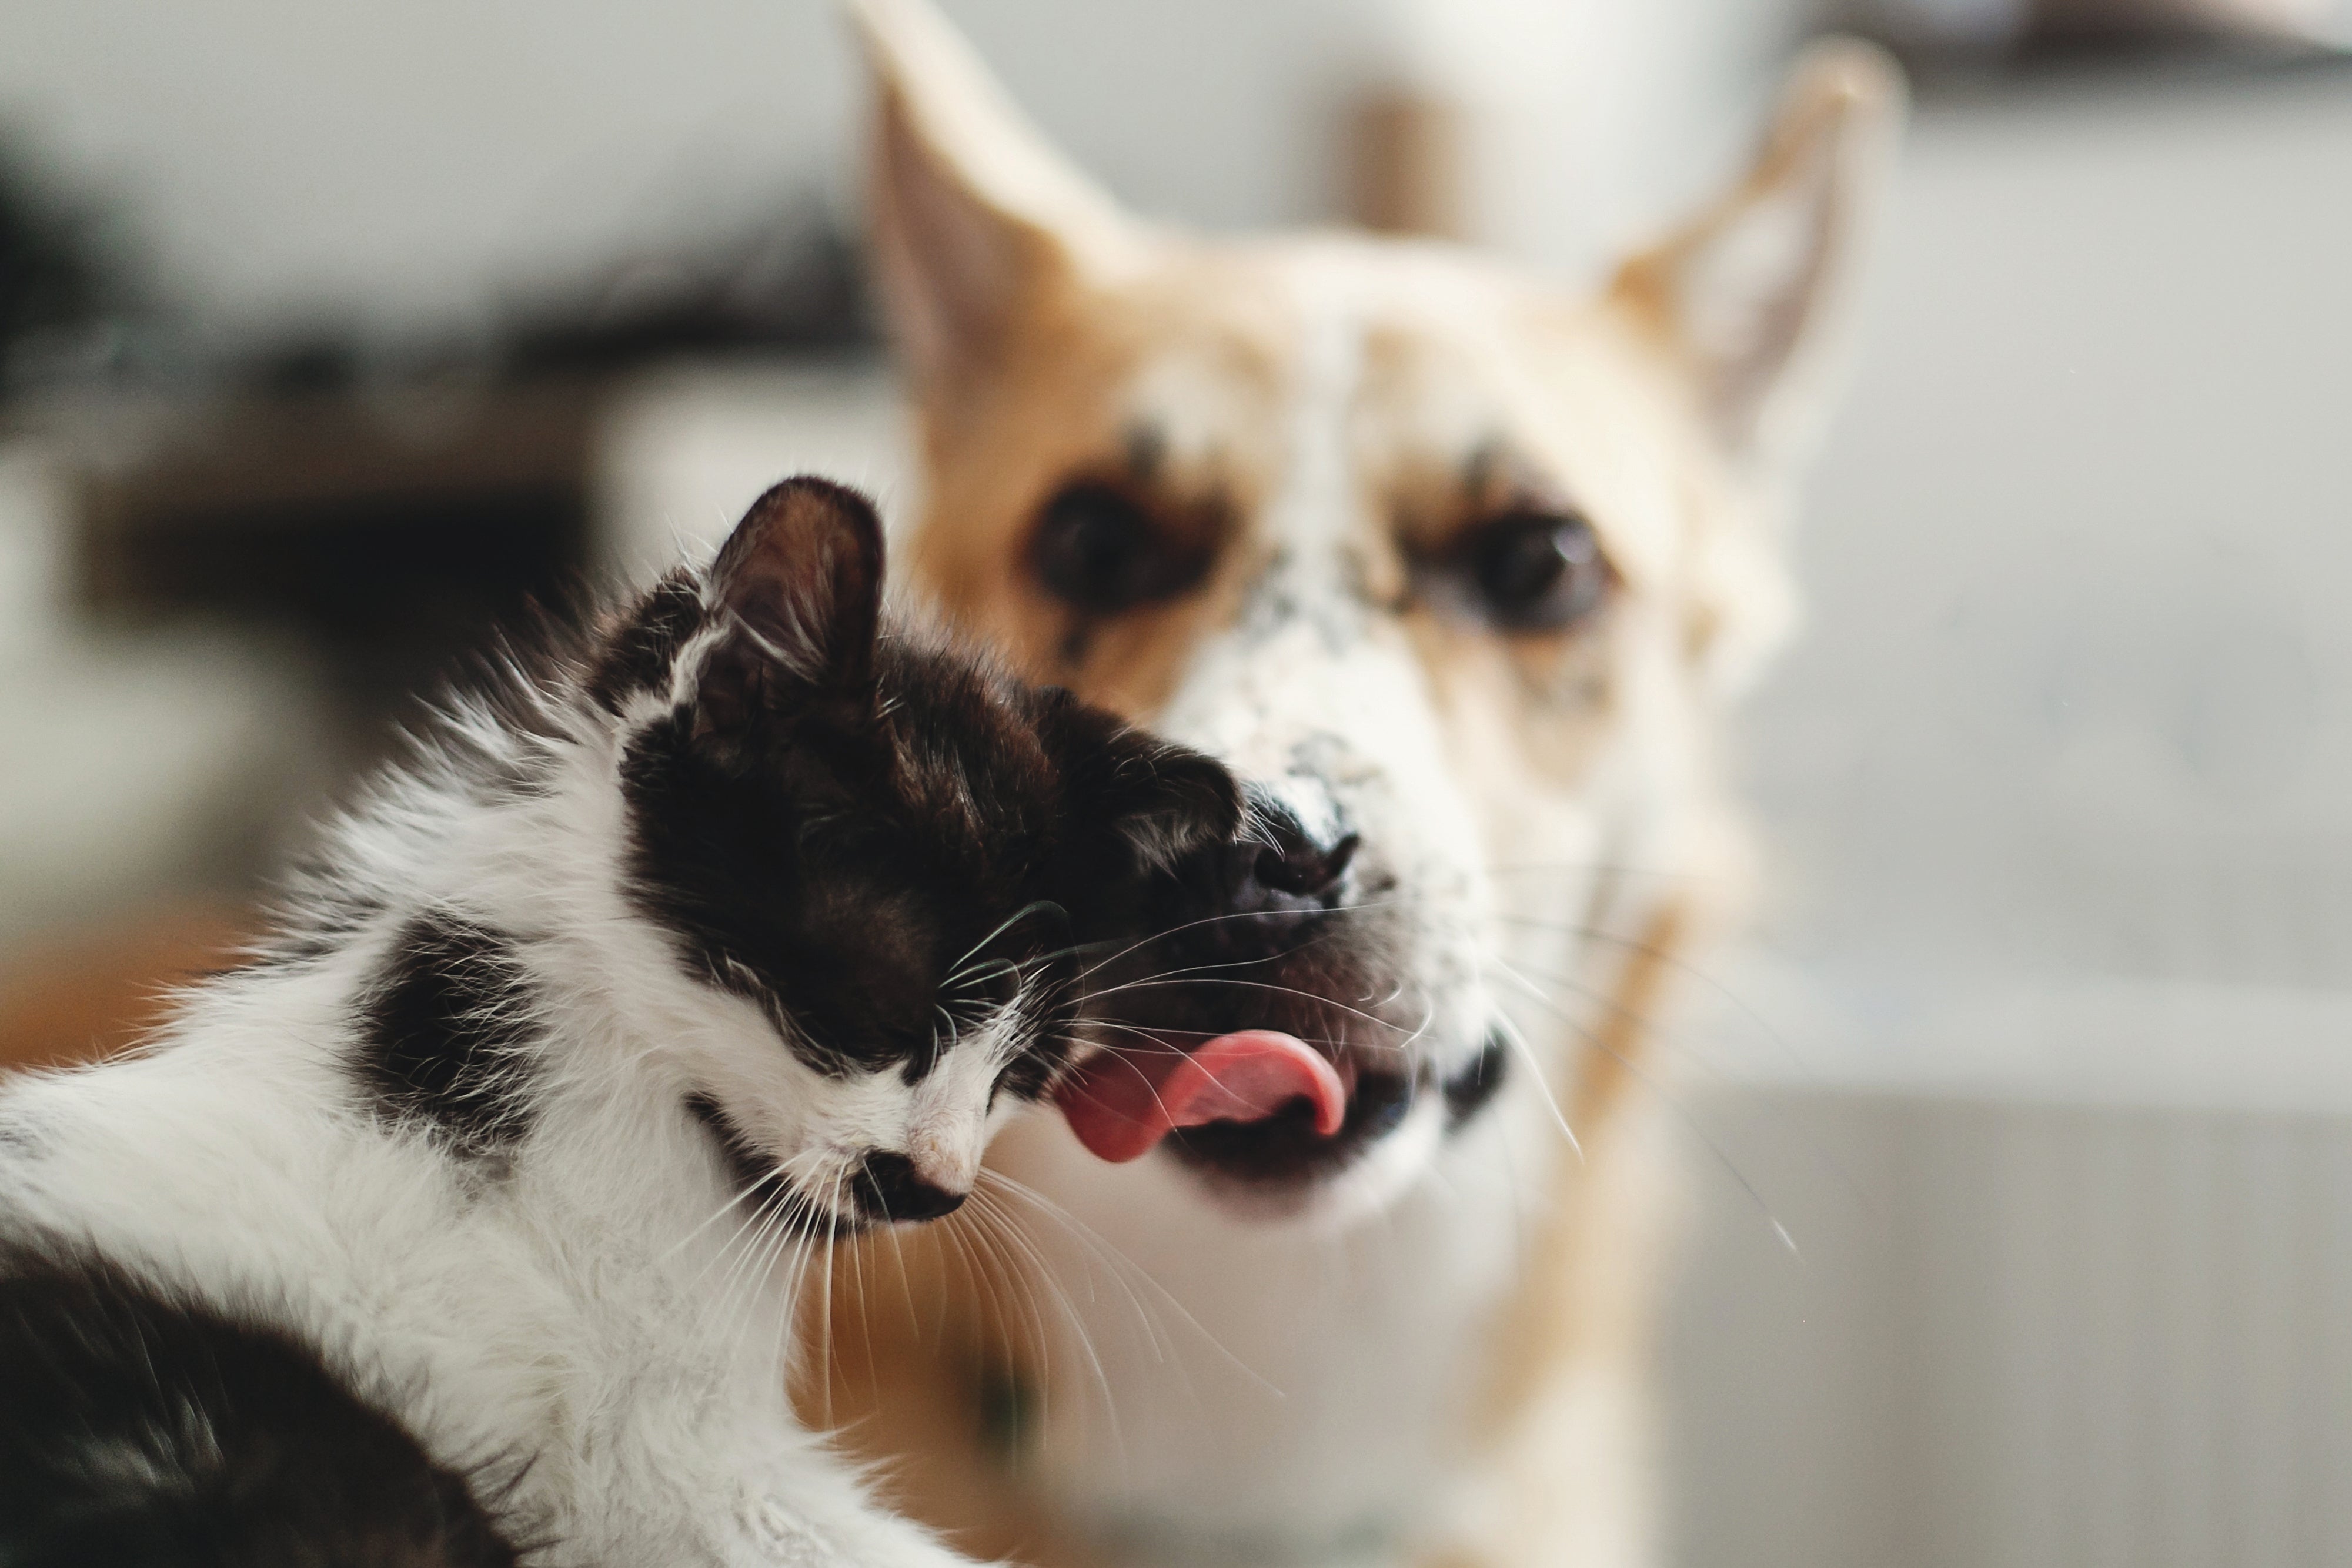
[991,1102,1551,1563]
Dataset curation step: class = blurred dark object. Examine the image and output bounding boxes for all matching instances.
[506,202,872,377]
[0,133,143,404]
[225,203,874,402]
[0,149,101,343]
[1841,0,2350,67]
[6,178,870,407]
[74,384,598,717]
[25,198,871,741]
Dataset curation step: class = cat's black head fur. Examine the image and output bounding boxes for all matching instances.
[609,479,1238,1184]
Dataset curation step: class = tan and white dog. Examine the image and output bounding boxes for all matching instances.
[812,5,1903,1567]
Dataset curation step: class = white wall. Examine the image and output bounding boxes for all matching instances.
[0,0,1801,342]
[1664,69,2352,1568]
[1731,67,2352,1097]
[0,0,1327,342]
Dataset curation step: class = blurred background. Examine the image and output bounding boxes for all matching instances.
[4,2,2349,1564]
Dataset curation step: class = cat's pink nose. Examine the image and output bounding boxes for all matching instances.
[852,1151,966,1223]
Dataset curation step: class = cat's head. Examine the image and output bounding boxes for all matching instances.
[598,477,1240,1232]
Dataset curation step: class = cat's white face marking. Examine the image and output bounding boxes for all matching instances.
[674,996,1040,1228]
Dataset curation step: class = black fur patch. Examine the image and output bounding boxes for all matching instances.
[1442,1029,1511,1130]
[619,704,903,1078]
[355,914,541,1154]
[851,1150,965,1222]
[991,1021,1075,1105]
[620,639,1187,1081]
[683,1094,836,1238]
[587,570,702,716]
[0,1241,522,1567]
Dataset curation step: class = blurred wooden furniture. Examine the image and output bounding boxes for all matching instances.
[0,901,251,1072]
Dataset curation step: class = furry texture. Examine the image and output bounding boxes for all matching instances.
[0,477,1240,1567]
[807,8,1906,1567]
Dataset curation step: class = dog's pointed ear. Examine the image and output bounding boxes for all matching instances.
[695,476,886,740]
[847,0,1142,410]
[1609,39,1904,478]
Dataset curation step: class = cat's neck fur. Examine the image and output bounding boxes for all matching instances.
[1,645,911,1561]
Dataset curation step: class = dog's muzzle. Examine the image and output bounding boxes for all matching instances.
[1063,787,1436,1192]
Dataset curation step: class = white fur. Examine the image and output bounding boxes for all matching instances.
[0,640,1026,1567]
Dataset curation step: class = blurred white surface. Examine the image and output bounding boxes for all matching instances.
[1733,65,2352,1091]
[0,0,1800,339]
[594,359,914,581]
[0,440,330,950]
[0,0,1325,339]
[1666,1086,2352,1568]
[1669,72,2352,1568]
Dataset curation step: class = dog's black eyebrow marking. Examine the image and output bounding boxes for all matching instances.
[1461,437,1504,497]
[0,1241,524,1565]
[1123,421,1167,480]
[1442,1029,1511,1131]
[1457,438,1581,523]
[353,913,542,1155]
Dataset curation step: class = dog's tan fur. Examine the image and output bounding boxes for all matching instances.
[803,5,1902,1565]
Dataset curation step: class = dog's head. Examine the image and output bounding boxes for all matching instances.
[853,0,1902,1220]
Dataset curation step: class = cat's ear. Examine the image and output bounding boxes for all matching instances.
[1047,698,1241,873]
[695,476,886,738]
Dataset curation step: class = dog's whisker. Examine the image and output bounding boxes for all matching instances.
[1496,916,1829,1087]
[1084,976,1421,1041]
[1491,959,1797,1255]
[1078,1015,1409,1064]
[1067,898,1414,986]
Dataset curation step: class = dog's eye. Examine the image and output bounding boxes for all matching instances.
[1462,511,1609,631]
[1030,482,1209,615]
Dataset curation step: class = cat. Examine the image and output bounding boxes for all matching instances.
[0,475,1241,1567]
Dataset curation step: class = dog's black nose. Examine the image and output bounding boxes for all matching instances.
[853,1151,966,1222]
[1250,830,1359,900]
[1220,800,1359,915]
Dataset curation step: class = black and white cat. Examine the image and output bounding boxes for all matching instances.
[0,476,1241,1567]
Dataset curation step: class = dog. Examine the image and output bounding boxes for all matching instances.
[812,5,1904,1565]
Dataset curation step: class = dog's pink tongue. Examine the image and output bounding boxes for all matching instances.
[1055,1031,1347,1164]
